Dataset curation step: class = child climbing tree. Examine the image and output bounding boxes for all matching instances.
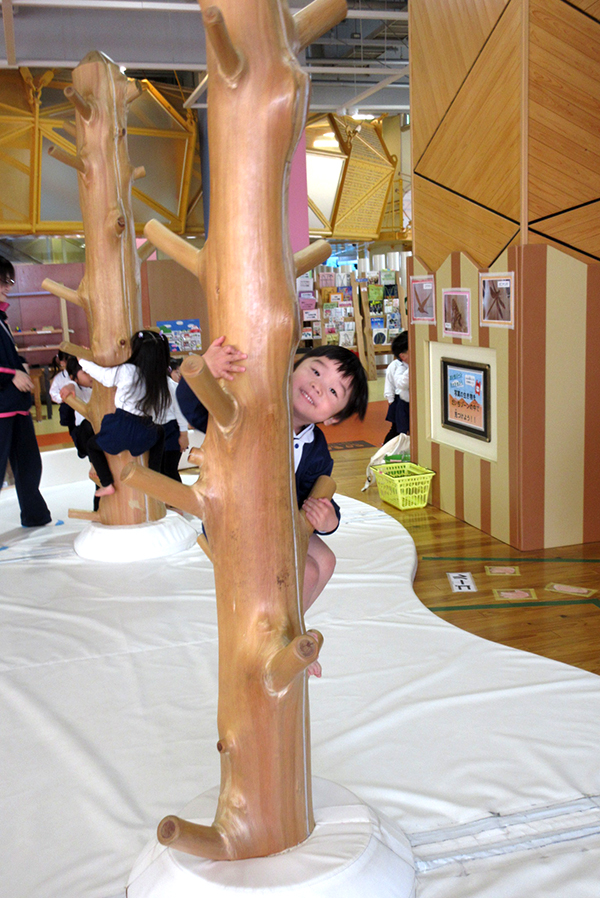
[43,50,163,526]
[123,0,348,861]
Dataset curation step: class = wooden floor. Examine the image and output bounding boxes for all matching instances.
[332,445,600,677]
[34,398,600,677]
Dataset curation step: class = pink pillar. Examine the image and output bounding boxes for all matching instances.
[288,131,309,254]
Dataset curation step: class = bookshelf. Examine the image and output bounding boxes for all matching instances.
[296,267,407,381]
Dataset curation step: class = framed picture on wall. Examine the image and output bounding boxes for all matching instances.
[410,274,436,324]
[441,357,491,442]
[480,272,514,327]
[442,289,471,338]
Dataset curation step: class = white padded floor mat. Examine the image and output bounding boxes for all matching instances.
[1,461,599,897]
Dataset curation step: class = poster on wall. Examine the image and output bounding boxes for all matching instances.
[410,274,436,324]
[480,272,514,327]
[157,318,202,353]
[442,289,471,338]
[441,357,491,442]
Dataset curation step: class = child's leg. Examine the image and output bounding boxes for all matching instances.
[303,533,336,613]
[147,425,165,473]
[86,434,115,495]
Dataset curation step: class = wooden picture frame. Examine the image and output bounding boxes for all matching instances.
[441,357,491,442]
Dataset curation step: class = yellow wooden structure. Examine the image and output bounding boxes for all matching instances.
[0,68,198,236]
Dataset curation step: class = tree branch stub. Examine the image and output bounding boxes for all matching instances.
[157,816,229,860]
[64,84,93,122]
[143,219,203,278]
[267,631,323,694]
[294,239,332,278]
[293,0,348,51]
[203,6,245,85]
[48,144,85,174]
[181,355,237,430]
[120,463,206,519]
[41,277,84,307]
[59,340,94,361]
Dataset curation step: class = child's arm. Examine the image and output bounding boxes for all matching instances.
[202,336,247,381]
[79,358,121,387]
[395,363,409,402]
[383,362,397,404]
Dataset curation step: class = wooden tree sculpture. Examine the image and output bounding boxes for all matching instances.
[42,51,163,526]
[121,0,348,861]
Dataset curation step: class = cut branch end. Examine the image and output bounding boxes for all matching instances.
[267,631,323,693]
[157,816,229,860]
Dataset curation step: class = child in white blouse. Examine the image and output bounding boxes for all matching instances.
[383,331,409,443]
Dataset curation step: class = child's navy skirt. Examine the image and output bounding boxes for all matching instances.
[96,408,161,456]
[163,418,180,453]
[385,395,410,435]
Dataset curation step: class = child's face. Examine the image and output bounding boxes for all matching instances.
[76,370,93,388]
[292,356,351,431]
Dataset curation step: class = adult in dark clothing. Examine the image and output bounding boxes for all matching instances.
[0,258,51,527]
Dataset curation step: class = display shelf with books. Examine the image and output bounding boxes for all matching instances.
[296,267,407,380]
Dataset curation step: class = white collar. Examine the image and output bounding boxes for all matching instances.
[293,424,315,471]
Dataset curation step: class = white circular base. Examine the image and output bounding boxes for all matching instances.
[73,513,198,562]
[126,778,415,897]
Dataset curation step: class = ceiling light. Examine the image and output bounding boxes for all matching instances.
[352,113,374,121]
[313,139,339,148]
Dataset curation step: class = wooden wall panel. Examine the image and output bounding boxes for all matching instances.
[566,0,600,21]
[413,176,518,271]
[416,0,522,220]
[144,259,209,342]
[532,200,600,261]
[410,0,510,164]
[529,0,600,219]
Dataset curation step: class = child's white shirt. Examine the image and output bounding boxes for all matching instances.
[154,377,188,431]
[73,384,92,426]
[79,360,146,415]
[49,369,71,404]
[384,358,409,403]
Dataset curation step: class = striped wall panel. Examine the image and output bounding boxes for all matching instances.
[411,247,599,550]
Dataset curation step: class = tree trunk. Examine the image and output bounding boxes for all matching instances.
[44,51,164,525]
[127,0,348,861]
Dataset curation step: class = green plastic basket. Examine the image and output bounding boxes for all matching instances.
[371,462,435,510]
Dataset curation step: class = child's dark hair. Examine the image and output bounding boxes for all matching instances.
[66,356,82,380]
[129,329,171,418]
[0,257,15,285]
[169,357,182,373]
[391,331,408,359]
[295,345,368,422]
